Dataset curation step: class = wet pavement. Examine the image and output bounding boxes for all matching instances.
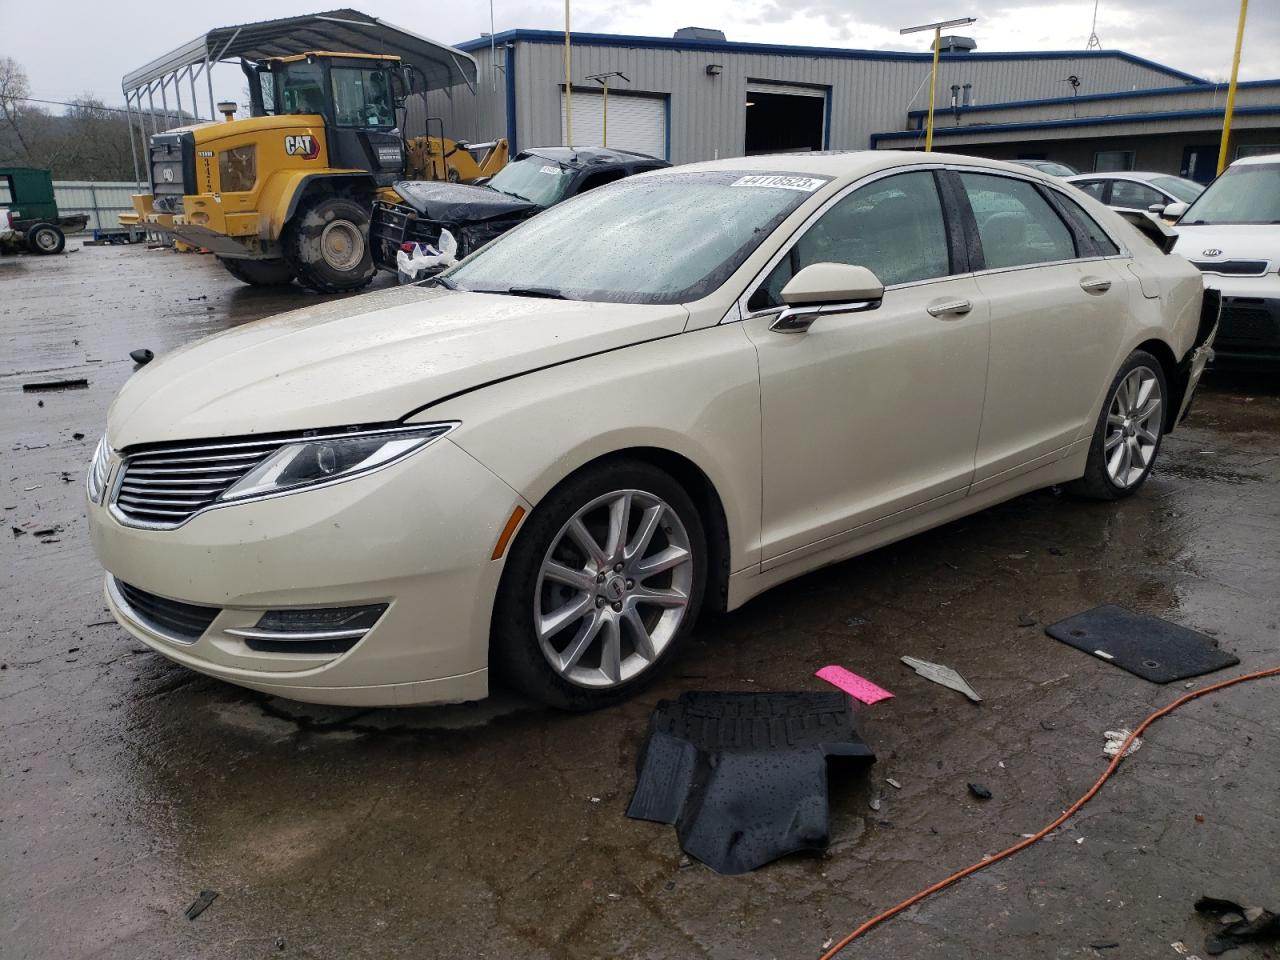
[2,243,1278,960]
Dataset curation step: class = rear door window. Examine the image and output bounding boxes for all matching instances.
[959,173,1077,269]
[1075,180,1110,202]
[748,170,951,310]
[1052,192,1121,256]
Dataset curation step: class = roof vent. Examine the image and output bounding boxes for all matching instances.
[935,35,977,53]
[674,27,727,41]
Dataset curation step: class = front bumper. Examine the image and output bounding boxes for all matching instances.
[1194,272,1280,364]
[90,438,528,706]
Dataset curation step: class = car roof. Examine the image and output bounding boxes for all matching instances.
[518,146,668,168]
[670,150,1065,182]
[1230,152,1280,167]
[1066,171,1184,183]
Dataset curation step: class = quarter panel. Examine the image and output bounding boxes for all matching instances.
[417,323,765,575]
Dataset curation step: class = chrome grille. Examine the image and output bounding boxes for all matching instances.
[113,436,285,527]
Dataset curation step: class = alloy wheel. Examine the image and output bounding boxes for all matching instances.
[534,489,694,688]
[1105,365,1162,488]
[34,228,59,252]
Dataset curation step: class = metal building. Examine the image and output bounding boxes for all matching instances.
[414,28,1205,165]
[871,79,1280,181]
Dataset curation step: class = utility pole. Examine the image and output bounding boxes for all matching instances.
[901,17,977,152]
[563,0,573,145]
[1217,0,1249,175]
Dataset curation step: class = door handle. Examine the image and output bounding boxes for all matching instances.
[926,298,972,319]
[1080,276,1112,294]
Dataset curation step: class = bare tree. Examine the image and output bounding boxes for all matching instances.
[0,56,34,161]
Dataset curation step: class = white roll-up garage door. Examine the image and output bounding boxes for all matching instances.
[561,90,666,159]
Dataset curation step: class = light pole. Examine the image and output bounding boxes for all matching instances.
[901,17,977,152]
[586,72,628,146]
[563,0,573,145]
[1217,0,1250,175]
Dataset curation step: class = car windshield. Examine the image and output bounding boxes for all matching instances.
[1181,162,1280,224]
[486,156,577,207]
[1149,176,1203,203]
[446,171,828,305]
[1039,162,1077,177]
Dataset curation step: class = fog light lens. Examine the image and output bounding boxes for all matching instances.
[255,604,387,634]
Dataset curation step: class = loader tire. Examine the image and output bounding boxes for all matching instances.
[219,257,295,286]
[285,196,376,294]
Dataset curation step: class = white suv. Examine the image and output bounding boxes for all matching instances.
[1168,153,1280,364]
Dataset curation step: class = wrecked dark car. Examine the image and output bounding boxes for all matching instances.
[370,146,669,273]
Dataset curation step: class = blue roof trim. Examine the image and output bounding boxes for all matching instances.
[457,29,1204,84]
[871,104,1280,145]
[907,77,1280,118]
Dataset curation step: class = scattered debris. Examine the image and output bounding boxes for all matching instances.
[1103,729,1142,758]
[1017,612,1038,627]
[815,665,894,704]
[22,378,89,392]
[22,485,42,492]
[901,656,982,703]
[627,691,875,874]
[130,348,154,365]
[11,527,25,537]
[844,614,869,627]
[868,795,881,812]
[1039,674,1070,687]
[885,778,902,790]
[1196,896,1280,956]
[32,526,60,537]
[184,890,219,921]
[1048,546,1065,556]
[1007,552,1028,560]
[968,783,992,800]
[1090,942,1120,950]
[1046,605,1239,684]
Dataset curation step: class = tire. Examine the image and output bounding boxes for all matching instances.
[1068,349,1168,500]
[492,459,708,711]
[25,222,65,255]
[219,257,295,286]
[284,195,376,294]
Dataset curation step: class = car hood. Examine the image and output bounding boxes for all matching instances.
[392,180,540,222]
[107,284,689,449]
[1172,223,1280,264]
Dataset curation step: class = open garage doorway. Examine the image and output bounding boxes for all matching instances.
[745,82,827,155]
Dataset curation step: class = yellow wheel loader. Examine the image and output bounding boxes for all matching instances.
[121,13,506,292]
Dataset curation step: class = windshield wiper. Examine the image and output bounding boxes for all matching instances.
[430,274,458,290]
[501,285,569,299]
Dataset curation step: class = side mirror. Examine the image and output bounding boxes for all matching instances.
[1147,202,1167,215]
[772,263,884,333]
[1162,201,1190,221]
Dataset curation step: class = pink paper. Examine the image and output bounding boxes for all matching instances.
[816,665,895,705]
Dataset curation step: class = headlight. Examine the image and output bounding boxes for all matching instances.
[86,435,111,504]
[221,424,455,502]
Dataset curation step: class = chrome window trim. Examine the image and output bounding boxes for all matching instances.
[109,422,459,531]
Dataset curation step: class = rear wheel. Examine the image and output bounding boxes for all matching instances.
[492,460,707,711]
[218,257,295,286]
[1068,349,1167,500]
[285,195,375,294]
[26,222,65,255]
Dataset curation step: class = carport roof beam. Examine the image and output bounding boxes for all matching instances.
[121,8,478,97]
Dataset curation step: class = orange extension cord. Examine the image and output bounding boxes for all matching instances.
[818,666,1280,960]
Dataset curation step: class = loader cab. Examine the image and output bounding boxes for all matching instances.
[243,53,408,185]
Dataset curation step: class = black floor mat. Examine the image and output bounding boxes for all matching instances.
[1045,604,1239,683]
[626,691,875,875]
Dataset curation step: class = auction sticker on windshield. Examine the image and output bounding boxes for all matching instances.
[731,175,827,192]
[539,165,561,175]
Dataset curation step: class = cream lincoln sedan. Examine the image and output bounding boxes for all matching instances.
[88,151,1217,710]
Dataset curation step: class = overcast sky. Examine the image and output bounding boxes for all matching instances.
[3,0,1277,112]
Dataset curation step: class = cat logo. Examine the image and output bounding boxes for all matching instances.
[284,134,321,160]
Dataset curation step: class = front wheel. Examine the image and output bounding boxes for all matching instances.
[285,195,375,294]
[491,460,707,710]
[1068,349,1167,500]
[26,222,65,255]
